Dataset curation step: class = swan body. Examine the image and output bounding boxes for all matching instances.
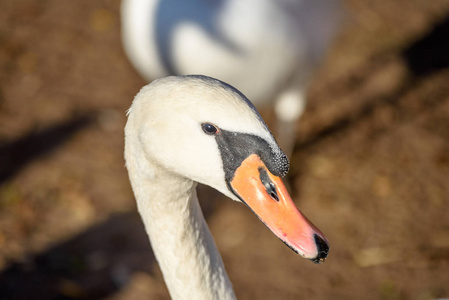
[121,0,343,152]
[124,75,328,300]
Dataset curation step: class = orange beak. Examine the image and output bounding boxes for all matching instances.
[230,154,329,263]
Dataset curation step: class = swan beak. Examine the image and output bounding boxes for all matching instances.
[230,154,329,263]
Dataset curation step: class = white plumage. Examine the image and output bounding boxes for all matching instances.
[124,75,329,300]
[121,0,343,152]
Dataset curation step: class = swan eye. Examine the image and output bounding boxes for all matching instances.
[201,123,219,135]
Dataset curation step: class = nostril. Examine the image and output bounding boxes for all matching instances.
[269,188,279,202]
[259,167,280,202]
[310,234,329,264]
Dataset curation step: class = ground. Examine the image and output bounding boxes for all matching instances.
[1,1,449,299]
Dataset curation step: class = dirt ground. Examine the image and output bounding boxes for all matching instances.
[1,1,449,299]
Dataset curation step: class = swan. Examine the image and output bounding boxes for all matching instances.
[121,0,343,153]
[124,75,329,300]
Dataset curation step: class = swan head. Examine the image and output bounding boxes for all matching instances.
[125,75,329,263]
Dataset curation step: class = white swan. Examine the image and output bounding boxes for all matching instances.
[124,75,329,300]
[121,0,343,153]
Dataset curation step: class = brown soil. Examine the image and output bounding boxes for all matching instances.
[1,1,449,299]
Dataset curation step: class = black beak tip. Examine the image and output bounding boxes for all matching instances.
[310,234,330,264]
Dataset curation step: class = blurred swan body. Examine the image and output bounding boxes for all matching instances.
[121,0,343,151]
[124,75,329,299]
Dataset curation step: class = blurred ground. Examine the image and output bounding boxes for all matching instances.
[1,0,449,299]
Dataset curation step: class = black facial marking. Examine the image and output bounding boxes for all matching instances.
[215,129,289,185]
[259,167,279,202]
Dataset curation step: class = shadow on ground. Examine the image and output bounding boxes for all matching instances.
[0,113,97,184]
[0,212,153,300]
[0,185,222,300]
[294,14,449,153]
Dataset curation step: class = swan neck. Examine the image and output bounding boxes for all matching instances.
[126,150,236,300]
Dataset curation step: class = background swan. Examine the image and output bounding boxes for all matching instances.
[121,0,344,153]
[124,75,329,299]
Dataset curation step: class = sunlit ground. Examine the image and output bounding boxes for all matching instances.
[1,1,449,299]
